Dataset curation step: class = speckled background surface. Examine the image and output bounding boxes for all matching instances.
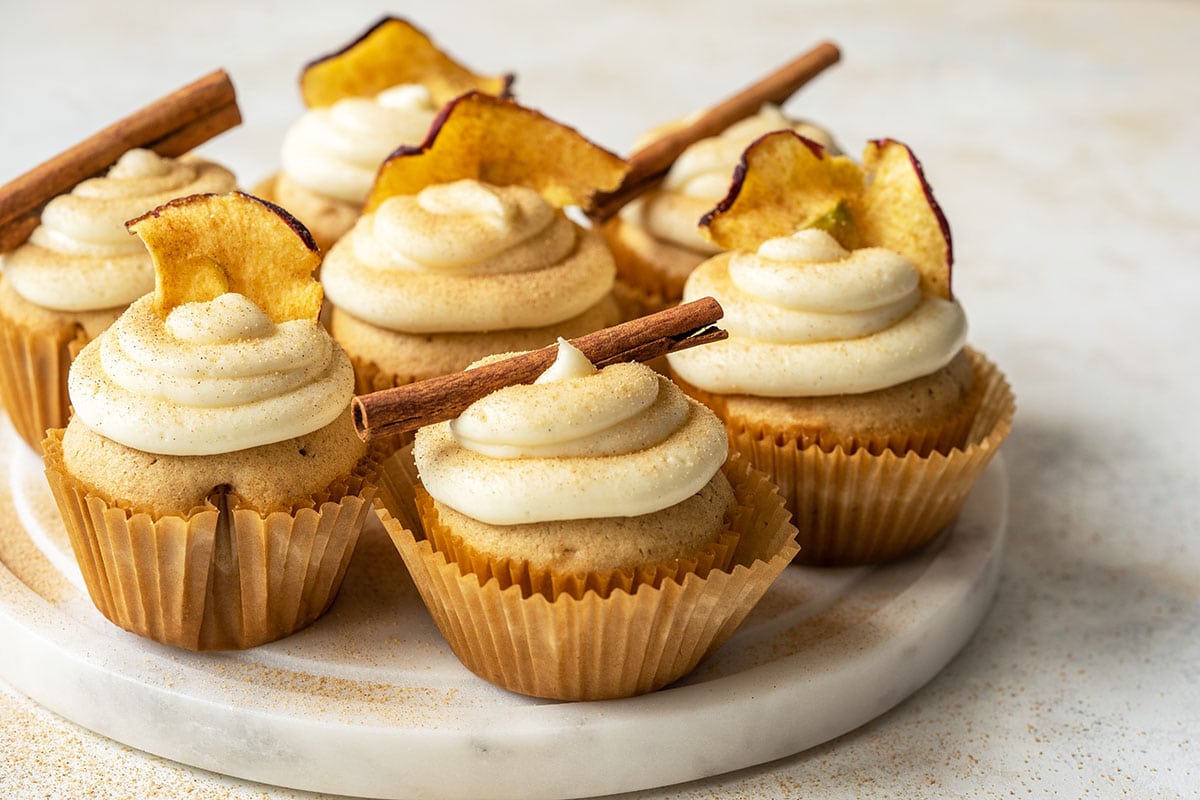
[1,1,1197,797]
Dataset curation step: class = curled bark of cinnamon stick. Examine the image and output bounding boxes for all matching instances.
[352,297,726,441]
[0,69,241,253]
[586,41,840,222]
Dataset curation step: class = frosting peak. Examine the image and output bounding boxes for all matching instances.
[755,227,849,262]
[533,338,596,384]
[104,148,173,180]
[371,180,555,271]
[164,292,276,344]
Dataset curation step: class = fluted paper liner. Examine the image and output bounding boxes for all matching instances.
[374,450,799,701]
[42,429,382,651]
[691,349,1014,565]
[0,308,90,452]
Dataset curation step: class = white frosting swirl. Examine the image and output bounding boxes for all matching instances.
[68,293,354,456]
[415,342,728,524]
[622,105,840,253]
[322,180,614,333]
[667,229,967,396]
[1,150,236,311]
[280,84,439,204]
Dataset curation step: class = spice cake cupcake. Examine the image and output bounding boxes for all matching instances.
[667,132,1014,565]
[256,16,512,252]
[320,91,627,394]
[42,192,380,650]
[371,335,798,701]
[0,149,237,452]
[601,104,840,318]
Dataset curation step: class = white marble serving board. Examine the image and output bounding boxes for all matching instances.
[0,416,1006,800]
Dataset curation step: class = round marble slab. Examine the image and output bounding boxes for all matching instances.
[0,417,1006,800]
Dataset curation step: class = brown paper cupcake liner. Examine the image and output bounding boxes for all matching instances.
[0,305,90,453]
[42,429,384,651]
[374,450,798,701]
[713,349,1014,565]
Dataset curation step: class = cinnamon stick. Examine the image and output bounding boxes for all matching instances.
[586,41,840,222]
[352,297,726,441]
[0,69,241,253]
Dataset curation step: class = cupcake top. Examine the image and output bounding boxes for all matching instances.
[414,340,729,525]
[66,191,353,457]
[321,179,614,333]
[68,291,354,456]
[669,132,964,398]
[279,84,439,205]
[1,149,236,312]
[666,229,967,397]
[620,104,840,255]
[322,91,627,337]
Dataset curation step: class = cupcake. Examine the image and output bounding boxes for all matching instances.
[667,132,1014,565]
[372,339,798,701]
[256,16,511,252]
[0,149,236,451]
[42,192,380,650]
[321,91,628,394]
[601,104,839,318]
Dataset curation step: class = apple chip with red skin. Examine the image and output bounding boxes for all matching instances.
[127,192,324,323]
[363,92,629,214]
[700,131,954,299]
[300,16,513,109]
[858,138,953,300]
[700,133,863,252]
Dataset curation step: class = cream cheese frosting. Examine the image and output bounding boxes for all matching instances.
[321,179,615,333]
[280,84,439,204]
[666,229,968,396]
[621,105,840,254]
[414,341,729,525]
[1,149,236,311]
[68,292,354,456]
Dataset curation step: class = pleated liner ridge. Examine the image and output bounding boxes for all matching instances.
[0,304,89,453]
[42,429,383,651]
[710,349,1015,565]
[374,449,799,701]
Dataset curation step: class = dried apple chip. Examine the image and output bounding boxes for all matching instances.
[699,131,864,253]
[700,132,954,299]
[300,16,512,109]
[363,92,629,213]
[860,138,953,299]
[127,192,324,323]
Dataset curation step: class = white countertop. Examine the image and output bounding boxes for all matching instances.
[1,1,1197,798]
